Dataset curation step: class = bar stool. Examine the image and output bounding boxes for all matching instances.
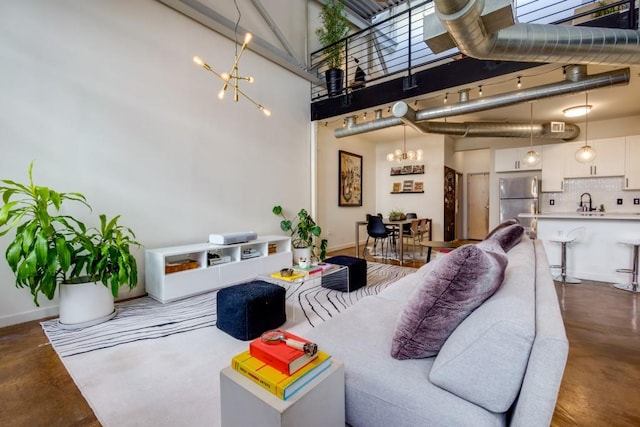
[549,227,585,284]
[614,238,640,293]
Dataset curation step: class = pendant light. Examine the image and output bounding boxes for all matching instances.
[522,102,541,167]
[575,93,596,163]
[192,0,270,116]
[386,125,424,163]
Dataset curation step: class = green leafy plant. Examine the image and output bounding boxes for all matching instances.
[389,209,406,221]
[316,0,350,69]
[0,163,141,305]
[272,205,328,261]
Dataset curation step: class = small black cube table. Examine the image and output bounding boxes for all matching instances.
[216,280,286,340]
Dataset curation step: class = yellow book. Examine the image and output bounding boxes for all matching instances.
[231,350,332,400]
[270,271,305,282]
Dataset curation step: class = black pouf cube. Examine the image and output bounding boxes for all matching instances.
[322,255,367,292]
[216,280,286,340]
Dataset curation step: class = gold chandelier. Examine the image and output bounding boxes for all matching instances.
[192,0,270,116]
[386,125,423,163]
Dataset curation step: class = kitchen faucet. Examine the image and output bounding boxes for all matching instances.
[579,192,594,211]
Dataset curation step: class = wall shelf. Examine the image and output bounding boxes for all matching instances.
[390,191,424,194]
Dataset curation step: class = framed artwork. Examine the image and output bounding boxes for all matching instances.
[413,181,424,192]
[412,165,425,174]
[403,180,414,192]
[390,167,402,176]
[338,150,362,206]
[392,182,401,192]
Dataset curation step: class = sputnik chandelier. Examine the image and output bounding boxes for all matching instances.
[387,125,423,163]
[192,0,270,116]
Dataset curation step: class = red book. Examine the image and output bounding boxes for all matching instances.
[249,331,319,375]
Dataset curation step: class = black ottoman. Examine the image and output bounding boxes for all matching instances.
[321,255,367,292]
[216,280,286,340]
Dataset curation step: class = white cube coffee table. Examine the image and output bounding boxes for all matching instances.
[220,359,345,427]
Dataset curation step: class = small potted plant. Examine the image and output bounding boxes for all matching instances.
[389,209,406,221]
[316,0,350,97]
[272,205,328,262]
[0,163,141,328]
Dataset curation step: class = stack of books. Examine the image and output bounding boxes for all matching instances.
[231,331,331,400]
[292,264,323,277]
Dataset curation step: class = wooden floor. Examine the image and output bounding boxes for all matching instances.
[1,245,639,426]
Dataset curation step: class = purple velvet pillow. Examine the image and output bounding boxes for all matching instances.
[391,240,508,360]
[486,223,524,252]
[484,218,519,240]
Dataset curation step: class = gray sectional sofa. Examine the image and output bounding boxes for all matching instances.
[305,235,568,427]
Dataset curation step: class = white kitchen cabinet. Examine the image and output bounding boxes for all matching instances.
[624,135,640,190]
[494,146,542,172]
[541,144,564,192]
[145,235,292,303]
[563,137,625,178]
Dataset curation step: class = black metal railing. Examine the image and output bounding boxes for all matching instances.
[309,0,637,102]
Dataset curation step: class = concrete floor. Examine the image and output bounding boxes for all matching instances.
[0,246,639,426]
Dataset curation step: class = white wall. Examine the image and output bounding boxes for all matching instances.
[317,122,377,251]
[0,0,312,326]
[376,131,446,240]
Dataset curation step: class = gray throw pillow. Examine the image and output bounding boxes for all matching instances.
[486,223,524,252]
[390,240,508,360]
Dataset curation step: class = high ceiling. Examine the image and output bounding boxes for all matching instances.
[342,0,409,21]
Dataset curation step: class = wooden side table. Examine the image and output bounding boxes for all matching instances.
[220,359,345,427]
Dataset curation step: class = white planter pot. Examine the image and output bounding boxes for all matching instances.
[58,279,116,329]
[292,247,312,267]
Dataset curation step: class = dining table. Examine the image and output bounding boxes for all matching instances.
[355,217,431,265]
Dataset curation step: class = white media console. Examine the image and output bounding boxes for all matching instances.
[145,235,292,303]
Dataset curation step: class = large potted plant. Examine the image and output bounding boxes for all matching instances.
[0,163,141,328]
[272,205,328,263]
[316,0,350,97]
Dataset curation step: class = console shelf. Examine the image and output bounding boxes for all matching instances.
[145,235,292,303]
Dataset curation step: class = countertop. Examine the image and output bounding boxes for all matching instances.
[519,212,640,220]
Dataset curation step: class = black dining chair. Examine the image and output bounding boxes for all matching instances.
[363,215,394,258]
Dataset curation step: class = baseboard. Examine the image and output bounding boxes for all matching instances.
[0,306,59,328]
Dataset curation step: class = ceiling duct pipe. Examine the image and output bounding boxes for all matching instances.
[413,119,580,140]
[393,101,580,139]
[334,65,627,139]
[414,66,629,121]
[425,0,640,66]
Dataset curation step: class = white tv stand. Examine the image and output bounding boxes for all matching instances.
[145,235,292,303]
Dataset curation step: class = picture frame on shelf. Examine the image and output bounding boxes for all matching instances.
[392,182,401,192]
[339,150,363,207]
[412,165,425,174]
[402,180,414,192]
[400,165,413,175]
[413,181,424,192]
[390,167,402,176]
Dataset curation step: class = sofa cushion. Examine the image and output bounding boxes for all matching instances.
[390,240,508,360]
[485,223,524,252]
[429,238,536,413]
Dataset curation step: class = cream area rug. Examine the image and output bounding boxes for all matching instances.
[41,262,416,427]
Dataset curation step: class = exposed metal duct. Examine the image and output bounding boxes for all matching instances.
[334,65,629,139]
[405,116,580,140]
[425,0,640,66]
[414,66,629,121]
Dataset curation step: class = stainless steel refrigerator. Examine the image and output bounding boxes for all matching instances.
[499,175,540,231]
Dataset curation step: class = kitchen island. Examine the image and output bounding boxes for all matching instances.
[520,213,640,283]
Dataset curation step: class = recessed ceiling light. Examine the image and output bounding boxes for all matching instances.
[563,105,592,117]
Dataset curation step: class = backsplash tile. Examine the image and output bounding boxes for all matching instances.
[541,177,640,213]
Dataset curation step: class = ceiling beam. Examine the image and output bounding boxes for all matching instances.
[156,0,322,85]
